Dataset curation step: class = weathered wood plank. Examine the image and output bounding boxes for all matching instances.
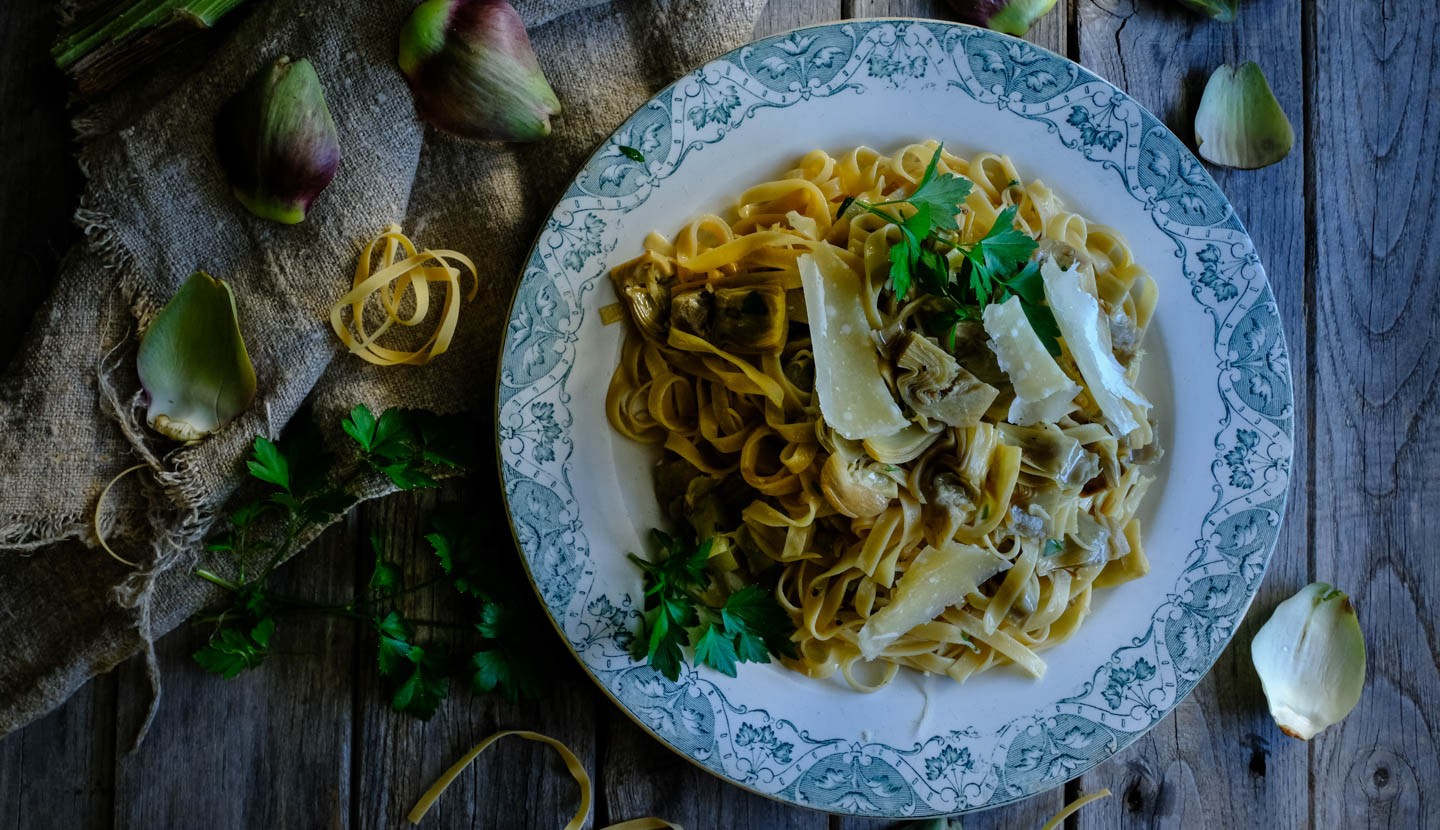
[0,677,115,830]
[1309,0,1440,826]
[112,521,357,830]
[1071,0,1319,824]
[756,0,841,38]
[1072,0,1311,827]
[0,1,110,827]
[353,486,599,829]
[849,0,1068,57]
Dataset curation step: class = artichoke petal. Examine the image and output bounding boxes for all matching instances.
[1172,0,1238,22]
[216,56,341,224]
[1194,61,1294,170]
[137,272,257,443]
[1250,582,1366,740]
[947,0,1058,37]
[398,0,562,142]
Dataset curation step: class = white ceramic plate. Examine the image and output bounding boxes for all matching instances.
[498,20,1293,817]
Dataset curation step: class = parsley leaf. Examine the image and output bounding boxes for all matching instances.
[369,533,403,595]
[194,616,275,679]
[902,147,973,233]
[471,647,544,703]
[628,532,796,681]
[966,205,1039,279]
[693,625,739,677]
[840,146,1059,355]
[246,436,290,491]
[341,404,378,451]
[721,585,799,660]
[618,145,646,163]
[390,644,448,720]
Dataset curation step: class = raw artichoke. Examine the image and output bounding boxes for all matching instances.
[1250,582,1366,740]
[1172,0,1238,22]
[215,56,341,224]
[1194,61,1294,169]
[137,272,257,442]
[398,0,561,141]
[947,0,1058,37]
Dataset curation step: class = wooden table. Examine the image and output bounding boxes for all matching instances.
[2,0,1434,827]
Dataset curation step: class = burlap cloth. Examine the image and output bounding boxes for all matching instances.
[0,0,766,739]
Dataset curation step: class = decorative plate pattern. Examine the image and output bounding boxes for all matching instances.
[497,20,1292,817]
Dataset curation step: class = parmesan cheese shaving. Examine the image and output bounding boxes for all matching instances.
[983,296,1080,425]
[798,245,908,441]
[329,224,478,366]
[408,729,683,829]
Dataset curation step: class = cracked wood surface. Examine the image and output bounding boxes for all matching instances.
[2,0,1435,828]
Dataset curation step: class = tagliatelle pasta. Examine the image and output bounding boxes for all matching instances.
[606,141,1161,690]
[330,224,478,366]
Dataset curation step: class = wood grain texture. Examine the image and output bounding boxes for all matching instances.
[2,0,1438,828]
[0,678,114,830]
[113,522,358,830]
[1308,0,1440,826]
[1073,0,1312,827]
[353,485,599,830]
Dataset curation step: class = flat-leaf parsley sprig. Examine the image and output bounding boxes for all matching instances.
[837,144,1061,354]
[628,530,797,681]
[193,406,545,719]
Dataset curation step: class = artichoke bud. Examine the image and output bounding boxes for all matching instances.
[137,272,257,443]
[1250,582,1366,741]
[216,56,341,224]
[1172,0,1238,22]
[947,0,1059,37]
[1194,61,1294,170]
[398,0,562,141]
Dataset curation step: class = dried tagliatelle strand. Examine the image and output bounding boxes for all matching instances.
[407,729,682,829]
[93,463,150,568]
[1039,787,1112,830]
[329,224,478,366]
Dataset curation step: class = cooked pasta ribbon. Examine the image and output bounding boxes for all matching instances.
[606,142,1160,689]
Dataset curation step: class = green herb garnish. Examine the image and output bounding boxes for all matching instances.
[839,144,1061,354]
[193,405,544,718]
[618,144,647,163]
[628,530,797,681]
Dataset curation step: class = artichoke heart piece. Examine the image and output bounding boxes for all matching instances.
[398,0,562,142]
[998,422,1101,489]
[670,284,787,355]
[894,332,998,428]
[137,272,257,443]
[1251,582,1366,740]
[215,56,340,224]
[857,541,1008,660]
[820,448,897,519]
[610,250,675,342]
[1195,62,1294,170]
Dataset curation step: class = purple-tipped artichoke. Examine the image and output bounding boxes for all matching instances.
[215,56,341,224]
[398,0,561,141]
[948,0,1058,37]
